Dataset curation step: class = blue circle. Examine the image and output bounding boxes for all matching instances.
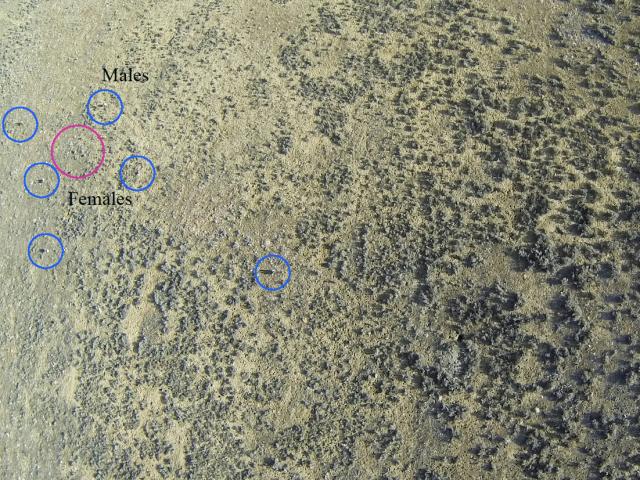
[119,155,156,192]
[23,162,61,199]
[2,106,39,143]
[253,253,291,292]
[86,89,124,126]
[27,233,64,270]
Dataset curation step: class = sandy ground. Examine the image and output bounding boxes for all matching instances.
[1,0,639,479]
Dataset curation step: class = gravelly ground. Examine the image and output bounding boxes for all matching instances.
[1,1,639,479]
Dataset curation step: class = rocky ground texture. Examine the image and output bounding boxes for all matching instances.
[1,0,639,479]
